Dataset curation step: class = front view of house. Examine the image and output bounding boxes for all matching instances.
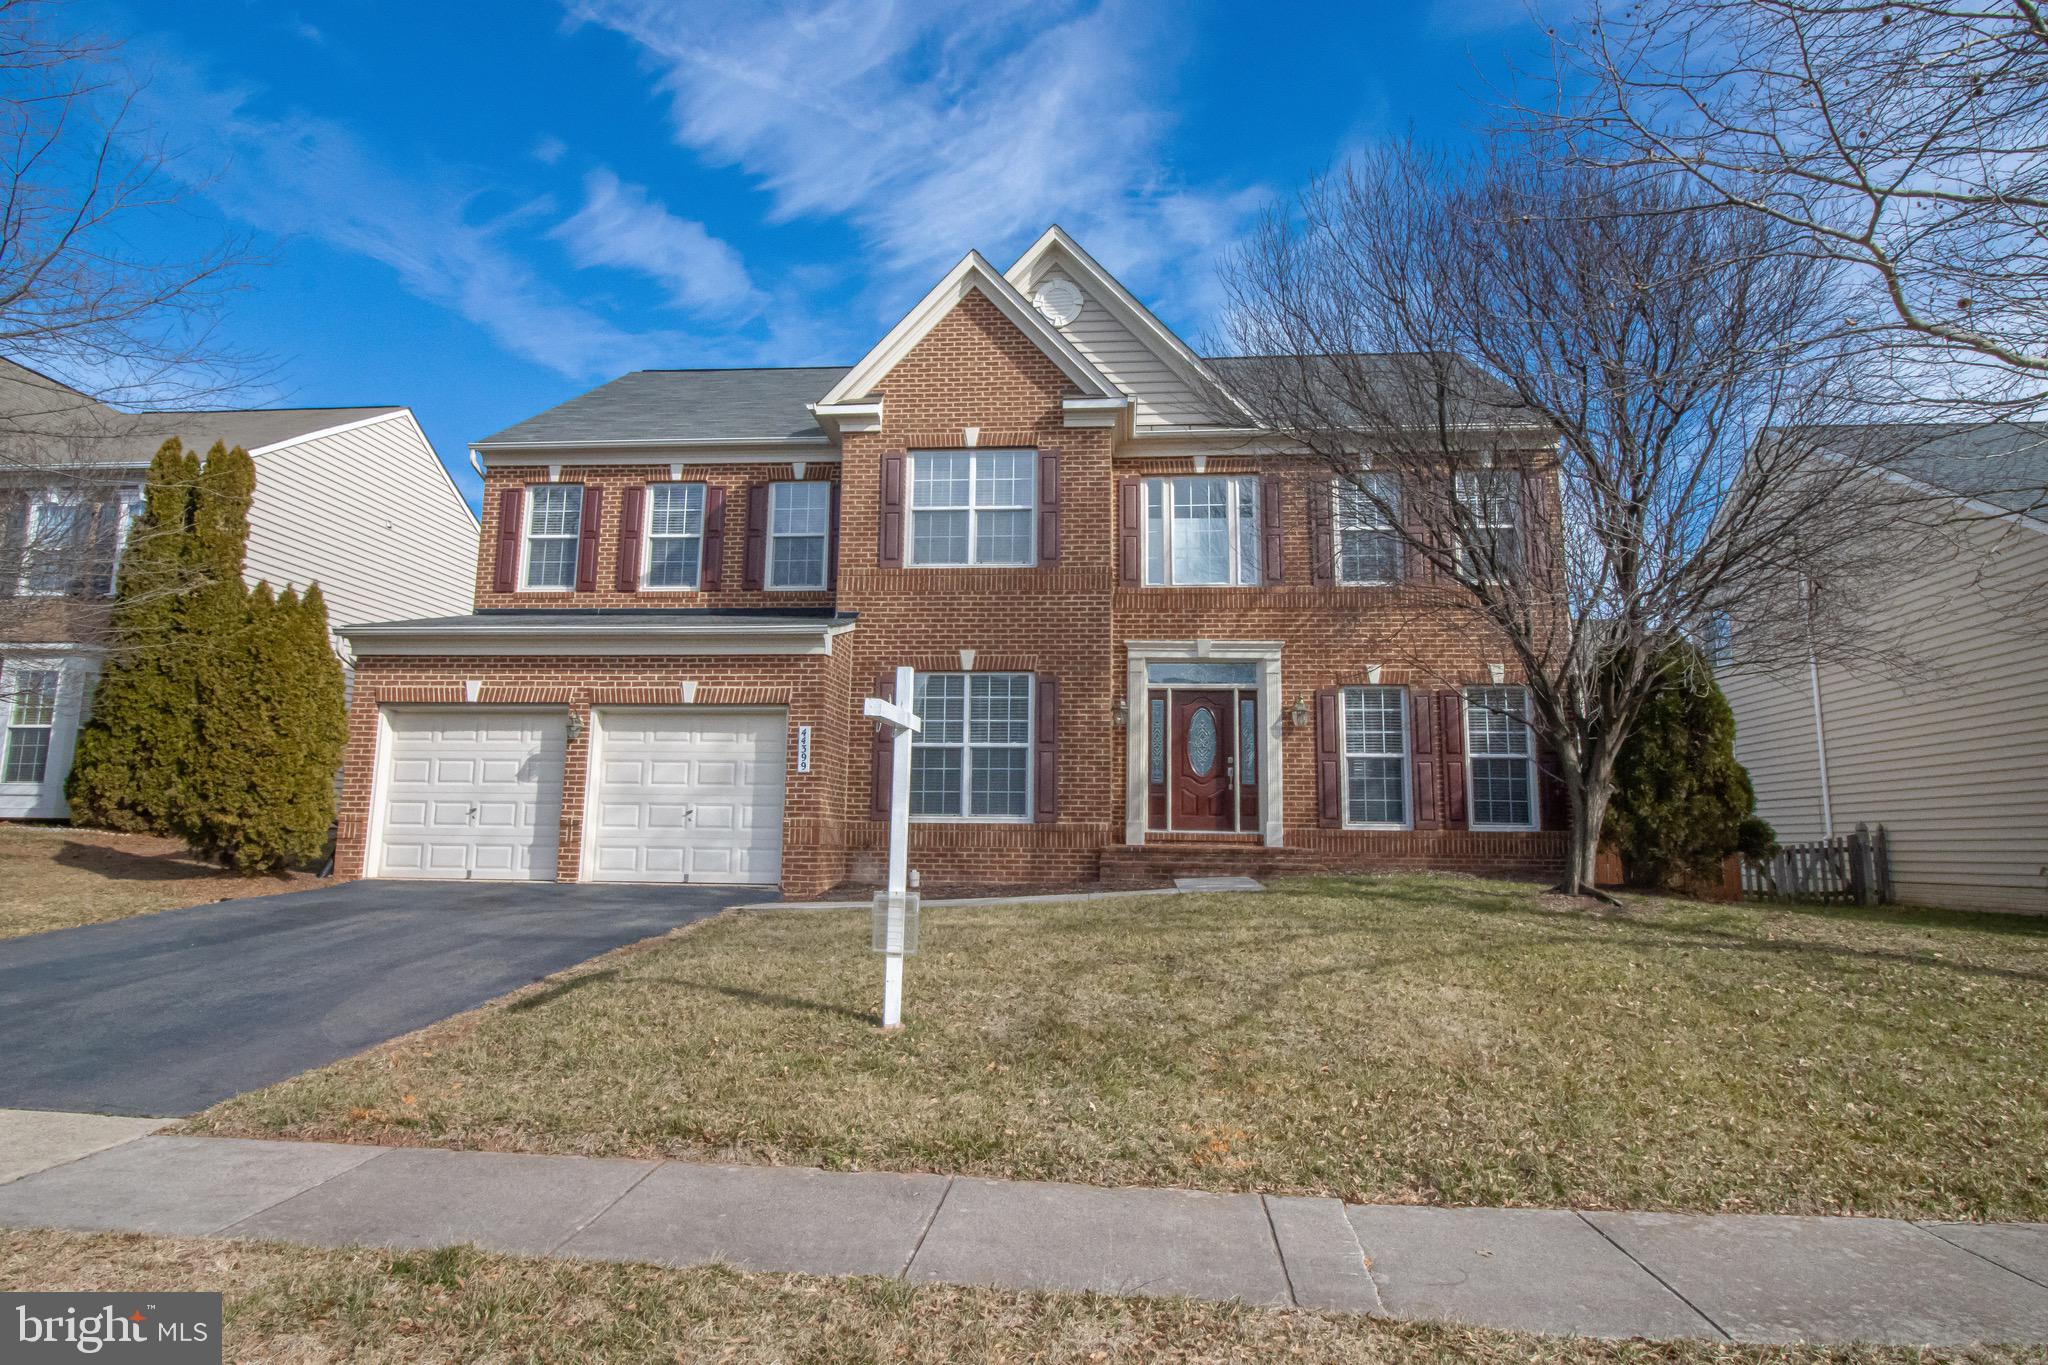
[336,227,1567,895]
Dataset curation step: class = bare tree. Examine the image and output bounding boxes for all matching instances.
[0,0,248,673]
[1217,140,1928,896]
[1554,0,2047,411]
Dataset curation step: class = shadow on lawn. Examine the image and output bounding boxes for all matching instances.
[647,975,876,1026]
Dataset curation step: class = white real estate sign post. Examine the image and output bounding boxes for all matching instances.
[862,665,920,1029]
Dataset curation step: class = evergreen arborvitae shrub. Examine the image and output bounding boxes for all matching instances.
[1604,644,1775,889]
[66,439,202,831]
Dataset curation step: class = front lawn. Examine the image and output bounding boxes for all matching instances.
[0,822,329,940]
[3,1229,2023,1364]
[184,875,2048,1221]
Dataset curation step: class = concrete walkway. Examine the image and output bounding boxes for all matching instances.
[2,1125,2045,1347]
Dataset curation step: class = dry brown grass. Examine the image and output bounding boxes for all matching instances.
[4,1228,2030,1364]
[184,874,2048,1220]
[0,822,328,940]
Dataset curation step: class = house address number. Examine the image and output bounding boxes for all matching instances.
[797,725,812,773]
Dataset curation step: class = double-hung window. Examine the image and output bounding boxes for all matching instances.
[909,450,1035,566]
[644,483,706,589]
[910,672,1032,820]
[1142,475,1260,586]
[1455,470,1521,579]
[522,484,583,590]
[9,492,128,596]
[1334,475,1402,585]
[1465,686,1536,829]
[766,481,830,589]
[2,669,59,784]
[1343,686,1409,826]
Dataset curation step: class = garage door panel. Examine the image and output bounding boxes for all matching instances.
[589,708,784,885]
[377,708,565,881]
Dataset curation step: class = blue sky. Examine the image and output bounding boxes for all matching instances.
[78,0,1562,507]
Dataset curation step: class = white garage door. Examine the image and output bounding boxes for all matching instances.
[377,709,565,880]
[588,708,785,885]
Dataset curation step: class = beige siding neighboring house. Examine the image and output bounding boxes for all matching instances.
[1722,424,2048,914]
[1,362,477,819]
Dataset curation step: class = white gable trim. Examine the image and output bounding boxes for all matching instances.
[816,251,1121,412]
[1006,225,1253,424]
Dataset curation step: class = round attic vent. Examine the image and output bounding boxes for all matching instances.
[1031,277,1085,327]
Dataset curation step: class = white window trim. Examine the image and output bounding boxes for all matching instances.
[640,482,706,593]
[11,487,140,598]
[765,481,832,592]
[1455,470,1521,583]
[1334,478,1403,587]
[1142,474,1262,587]
[1463,685,1539,831]
[908,671,1035,824]
[907,449,1038,569]
[519,483,582,592]
[1,663,62,786]
[1341,684,1412,830]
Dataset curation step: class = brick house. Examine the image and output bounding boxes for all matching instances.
[336,227,1567,894]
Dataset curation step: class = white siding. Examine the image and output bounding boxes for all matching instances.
[1724,516,2048,914]
[243,412,478,657]
[1024,266,1215,429]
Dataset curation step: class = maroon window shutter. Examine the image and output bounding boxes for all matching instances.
[1539,745,1570,833]
[616,486,645,592]
[1315,687,1342,828]
[1308,480,1334,587]
[701,487,726,590]
[1406,479,1436,584]
[492,487,523,592]
[826,480,842,589]
[573,486,602,593]
[868,670,896,820]
[878,454,905,568]
[743,484,769,591]
[1411,689,1440,829]
[1033,674,1060,823]
[1037,452,1061,564]
[1261,474,1284,583]
[1440,688,1467,829]
[1117,477,1142,586]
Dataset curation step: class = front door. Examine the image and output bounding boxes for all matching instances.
[1170,690,1237,831]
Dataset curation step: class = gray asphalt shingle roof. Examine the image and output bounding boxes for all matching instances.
[477,367,851,447]
[1810,422,2048,520]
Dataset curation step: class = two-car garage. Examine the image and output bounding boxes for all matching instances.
[370,706,786,886]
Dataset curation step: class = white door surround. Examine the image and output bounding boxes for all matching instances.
[1123,640,1285,847]
[370,707,566,881]
[580,706,787,885]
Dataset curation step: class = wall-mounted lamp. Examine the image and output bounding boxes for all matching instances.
[1111,695,1129,729]
[566,713,585,744]
[1290,694,1311,728]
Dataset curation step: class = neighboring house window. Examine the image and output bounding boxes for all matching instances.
[10,491,129,597]
[644,483,706,589]
[767,481,831,589]
[909,450,1036,566]
[2,669,59,783]
[909,672,1032,820]
[1455,470,1521,579]
[1343,686,1408,826]
[1335,476,1402,585]
[1465,686,1536,829]
[522,484,583,590]
[1142,475,1261,586]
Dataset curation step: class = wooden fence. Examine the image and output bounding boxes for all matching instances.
[1741,823,1892,906]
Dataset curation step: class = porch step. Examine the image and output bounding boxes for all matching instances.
[1098,843,1319,888]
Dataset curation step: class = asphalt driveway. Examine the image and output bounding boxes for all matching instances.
[0,880,742,1117]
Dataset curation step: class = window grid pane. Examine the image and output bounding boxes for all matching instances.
[525,484,582,589]
[1146,476,1260,586]
[645,484,704,588]
[3,670,57,783]
[909,452,1035,566]
[908,672,1032,818]
[1342,686,1407,824]
[1465,687,1533,827]
[768,483,830,588]
[1336,478,1402,584]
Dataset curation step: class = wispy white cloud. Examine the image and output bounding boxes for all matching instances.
[135,67,687,380]
[549,169,761,317]
[531,134,569,165]
[564,0,1268,324]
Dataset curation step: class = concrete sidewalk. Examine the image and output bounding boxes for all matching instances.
[2,1127,2046,1347]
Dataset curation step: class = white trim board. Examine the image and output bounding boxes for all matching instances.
[1122,640,1286,849]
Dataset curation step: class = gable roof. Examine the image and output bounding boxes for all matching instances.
[1807,422,2048,522]
[477,367,848,449]
[815,251,1121,410]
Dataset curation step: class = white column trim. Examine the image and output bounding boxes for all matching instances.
[1122,640,1286,848]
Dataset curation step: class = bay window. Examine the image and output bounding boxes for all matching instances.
[522,484,583,590]
[1142,475,1261,586]
[909,449,1036,566]
[1343,685,1408,826]
[910,672,1033,819]
[1465,686,1536,829]
[1334,475,1402,585]
[767,481,831,589]
[643,483,706,589]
